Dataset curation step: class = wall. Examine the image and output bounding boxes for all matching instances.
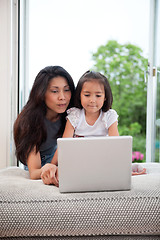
[0,0,18,168]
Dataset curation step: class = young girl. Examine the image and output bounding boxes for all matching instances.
[63,70,119,138]
[14,66,75,186]
[41,70,146,184]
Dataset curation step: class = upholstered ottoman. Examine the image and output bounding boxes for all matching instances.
[0,163,160,240]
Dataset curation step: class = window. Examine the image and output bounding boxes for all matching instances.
[146,0,160,162]
[18,0,160,166]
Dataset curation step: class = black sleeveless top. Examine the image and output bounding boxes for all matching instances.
[39,118,62,156]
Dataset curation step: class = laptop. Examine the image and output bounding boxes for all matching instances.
[57,136,132,193]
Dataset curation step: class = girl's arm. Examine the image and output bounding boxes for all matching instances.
[51,150,58,165]
[50,119,75,165]
[62,119,75,138]
[109,122,146,176]
[108,121,119,136]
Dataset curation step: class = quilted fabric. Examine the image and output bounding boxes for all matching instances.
[0,236,160,240]
[0,163,160,238]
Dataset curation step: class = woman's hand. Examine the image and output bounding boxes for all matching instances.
[41,163,59,186]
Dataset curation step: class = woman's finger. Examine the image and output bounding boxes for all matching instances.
[56,168,59,182]
[47,166,58,187]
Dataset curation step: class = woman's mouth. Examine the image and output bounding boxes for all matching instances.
[57,104,66,107]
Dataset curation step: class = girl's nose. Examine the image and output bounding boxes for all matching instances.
[90,97,95,103]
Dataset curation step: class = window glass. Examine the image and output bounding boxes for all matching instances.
[23,0,150,163]
[28,0,149,87]
[155,1,160,162]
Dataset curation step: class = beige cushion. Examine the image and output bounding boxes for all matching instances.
[0,163,160,238]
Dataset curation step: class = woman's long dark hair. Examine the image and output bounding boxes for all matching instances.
[14,66,75,165]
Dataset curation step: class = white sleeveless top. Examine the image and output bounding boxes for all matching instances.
[66,107,118,137]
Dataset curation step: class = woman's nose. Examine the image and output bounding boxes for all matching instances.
[58,91,65,100]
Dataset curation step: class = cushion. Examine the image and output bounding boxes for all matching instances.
[0,163,160,238]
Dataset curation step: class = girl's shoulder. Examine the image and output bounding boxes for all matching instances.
[102,109,118,117]
[102,109,119,127]
[66,107,82,128]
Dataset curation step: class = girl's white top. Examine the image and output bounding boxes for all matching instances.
[67,107,118,137]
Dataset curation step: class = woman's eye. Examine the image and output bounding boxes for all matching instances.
[64,89,70,92]
[84,94,90,97]
[51,90,58,93]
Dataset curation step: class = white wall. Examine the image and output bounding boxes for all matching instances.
[0,0,18,169]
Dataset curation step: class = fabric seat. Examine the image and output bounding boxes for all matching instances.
[0,163,160,239]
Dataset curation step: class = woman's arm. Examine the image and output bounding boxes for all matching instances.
[41,120,74,185]
[108,121,119,136]
[27,148,42,180]
[27,148,59,186]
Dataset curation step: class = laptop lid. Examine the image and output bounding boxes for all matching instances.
[58,136,132,193]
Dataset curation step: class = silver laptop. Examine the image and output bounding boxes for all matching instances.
[57,136,132,193]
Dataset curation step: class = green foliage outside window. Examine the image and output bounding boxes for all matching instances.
[91,40,148,161]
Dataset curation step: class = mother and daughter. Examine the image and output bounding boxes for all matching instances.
[14,66,146,186]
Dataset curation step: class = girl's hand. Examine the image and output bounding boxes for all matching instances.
[41,163,59,186]
[132,168,146,176]
[132,163,146,176]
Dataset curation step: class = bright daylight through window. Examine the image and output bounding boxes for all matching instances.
[19,0,160,163]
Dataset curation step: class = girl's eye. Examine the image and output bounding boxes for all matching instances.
[84,94,90,97]
[96,95,102,98]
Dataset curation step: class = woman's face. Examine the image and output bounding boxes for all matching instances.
[45,76,71,120]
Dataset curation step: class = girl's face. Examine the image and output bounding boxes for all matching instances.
[80,80,105,115]
[45,76,71,120]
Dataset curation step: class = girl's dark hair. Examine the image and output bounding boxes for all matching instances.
[74,71,113,111]
[14,66,75,165]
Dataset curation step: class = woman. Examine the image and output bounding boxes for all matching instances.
[14,66,75,186]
